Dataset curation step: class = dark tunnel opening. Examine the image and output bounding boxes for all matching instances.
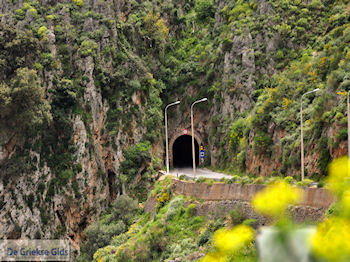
[173,135,199,167]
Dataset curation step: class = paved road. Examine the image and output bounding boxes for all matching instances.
[170,167,232,180]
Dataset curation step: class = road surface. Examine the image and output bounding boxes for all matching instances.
[170,167,232,180]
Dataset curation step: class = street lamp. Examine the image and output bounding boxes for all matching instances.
[191,98,208,178]
[300,88,319,181]
[165,100,180,174]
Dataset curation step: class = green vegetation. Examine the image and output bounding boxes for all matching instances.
[0,68,52,135]
[1,0,350,258]
[120,141,151,182]
[79,178,260,262]
[78,195,138,260]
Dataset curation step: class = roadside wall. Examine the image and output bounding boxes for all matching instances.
[172,179,334,208]
[145,177,335,223]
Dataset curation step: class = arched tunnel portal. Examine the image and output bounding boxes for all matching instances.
[169,131,203,168]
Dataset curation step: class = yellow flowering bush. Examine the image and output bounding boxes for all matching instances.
[93,245,118,262]
[213,225,254,253]
[200,252,228,262]
[157,191,170,204]
[326,157,350,197]
[251,181,303,218]
[311,157,350,261]
[312,217,350,262]
[200,225,254,261]
[282,97,292,110]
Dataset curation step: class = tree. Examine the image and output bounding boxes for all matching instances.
[0,68,52,136]
[195,0,215,21]
[0,24,39,80]
[143,12,169,44]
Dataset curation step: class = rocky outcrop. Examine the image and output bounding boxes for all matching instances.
[0,0,162,256]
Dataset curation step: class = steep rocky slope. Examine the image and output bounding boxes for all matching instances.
[0,0,349,256]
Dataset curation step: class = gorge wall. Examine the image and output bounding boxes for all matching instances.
[0,0,349,255]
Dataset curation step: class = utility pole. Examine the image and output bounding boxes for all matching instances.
[165,101,180,174]
[191,98,207,178]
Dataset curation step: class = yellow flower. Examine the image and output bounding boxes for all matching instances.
[251,181,303,218]
[311,217,350,262]
[213,225,254,254]
[337,91,348,96]
[327,157,350,196]
[200,252,229,262]
[282,98,292,110]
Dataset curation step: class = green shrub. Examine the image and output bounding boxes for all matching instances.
[242,219,259,229]
[229,208,245,226]
[165,197,184,221]
[254,132,273,156]
[111,233,128,247]
[80,40,98,57]
[80,220,126,259]
[40,53,53,68]
[227,175,241,184]
[317,181,325,188]
[240,176,252,185]
[198,220,224,246]
[318,137,331,175]
[37,183,45,194]
[198,228,212,246]
[111,195,138,226]
[57,169,74,186]
[253,177,264,184]
[179,174,187,180]
[38,26,48,40]
[73,0,84,7]
[195,0,215,21]
[120,142,151,182]
[284,176,295,184]
[206,179,214,186]
[297,178,314,187]
[196,176,207,183]
[185,204,197,217]
[15,9,25,20]
[336,128,347,141]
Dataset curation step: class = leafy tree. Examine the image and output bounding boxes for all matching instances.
[143,12,169,43]
[195,0,215,21]
[111,195,139,226]
[50,78,77,110]
[37,26,48,40]
[0,68,52,136]
[80,220,125,259]
[120,141,152,181]
[0,24,39,80]
[80,40,98,57]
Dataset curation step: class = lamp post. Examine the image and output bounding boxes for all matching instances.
[191,98,208,178]
[165,100,180,174]
[300,88,319,181]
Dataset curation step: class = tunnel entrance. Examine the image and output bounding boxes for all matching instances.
[173,135,199,167]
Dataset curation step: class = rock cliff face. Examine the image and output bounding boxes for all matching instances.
[0,0,349,255]
[0,0,163,251]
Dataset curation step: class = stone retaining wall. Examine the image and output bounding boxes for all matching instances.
[172,179,335,208]
[145,177,335,223]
